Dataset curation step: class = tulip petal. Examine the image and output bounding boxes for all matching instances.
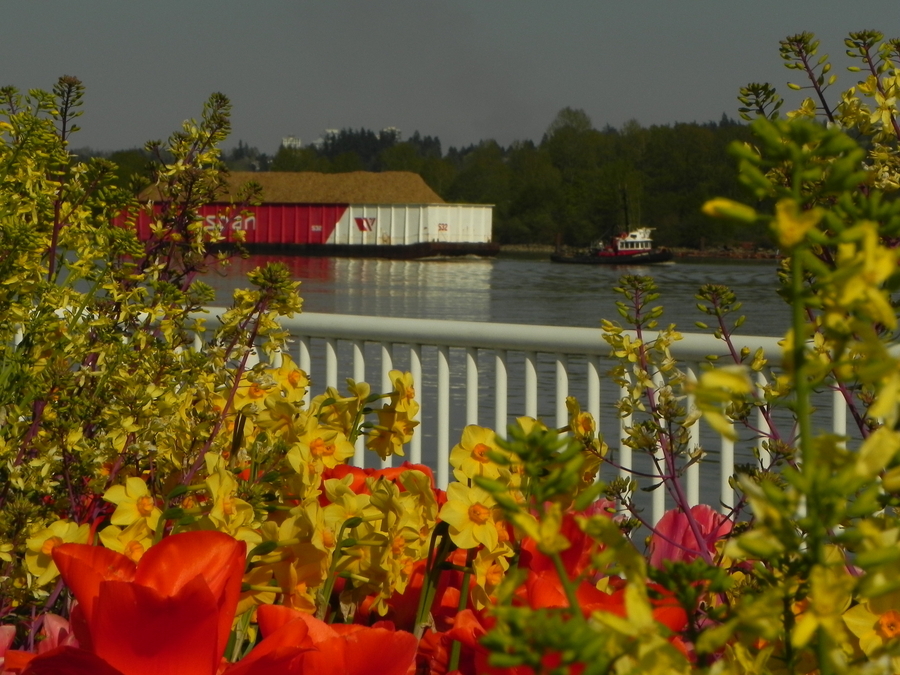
[224,619,314,675]
[134,531,245,658]
[257,604,305,638]
[90,575,220,675]
[343,627,418,675]
[22,646,125,675]
[51,545,136,621]
[284,610,341,643]
[6,649,37,672]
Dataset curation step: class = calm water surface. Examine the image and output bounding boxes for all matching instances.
[205,254,789,337]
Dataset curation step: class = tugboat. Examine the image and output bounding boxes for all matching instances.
[550,227,674,265]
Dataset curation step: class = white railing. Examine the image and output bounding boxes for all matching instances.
[12,307,849,524]
[211,310,849,524]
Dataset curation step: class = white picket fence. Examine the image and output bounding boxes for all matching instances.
[215,309,851,525]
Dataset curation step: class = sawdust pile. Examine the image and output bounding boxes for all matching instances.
[223,171,445,204]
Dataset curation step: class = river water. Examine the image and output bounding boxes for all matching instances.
[205,254,790,336]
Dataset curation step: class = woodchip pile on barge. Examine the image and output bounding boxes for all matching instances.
[133,171,498,259]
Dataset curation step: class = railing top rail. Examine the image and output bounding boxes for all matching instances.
[201,308,784,362]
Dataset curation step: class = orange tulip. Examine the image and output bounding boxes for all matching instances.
[24,531,245,675]
[226,605,418,675]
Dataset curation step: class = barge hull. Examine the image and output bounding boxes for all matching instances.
[230,241,500,259]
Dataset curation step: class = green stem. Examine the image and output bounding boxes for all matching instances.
[414,522,453,639]
[448,552,475,673]
[791,253,831,675]
[550,551,585,625]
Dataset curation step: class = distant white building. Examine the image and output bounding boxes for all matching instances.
[281,135,302,150]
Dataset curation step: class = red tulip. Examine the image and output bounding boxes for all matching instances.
[226,605,418,675]
[24,531,245,675]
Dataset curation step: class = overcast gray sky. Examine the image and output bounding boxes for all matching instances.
[2,2,897,154]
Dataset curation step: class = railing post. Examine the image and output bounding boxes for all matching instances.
[587,355,601,481]
[555,354,568,430]
[466,347,478,426]
[325,338,338,390]
[652,371,666,525]
[586,355,600,429]
[380,342,393,469]
[832,386,847,440]
[409,344,422,464]
[618,375,632,481]
[720,433,735,513]
[437,345,451,489]
[299,337,311,408]
[524,351,537,419]
[352,340,366,467]
[495,349,508,438]
[685,366,700,507]
[755,370,772,467]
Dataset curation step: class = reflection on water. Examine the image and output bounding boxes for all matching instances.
[210,255,494,323]
[207,255,789,336]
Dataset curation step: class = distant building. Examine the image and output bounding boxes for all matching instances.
[133,171,496,259]
[280,135,302,150]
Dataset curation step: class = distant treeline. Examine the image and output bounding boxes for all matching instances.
[80,108,765,249]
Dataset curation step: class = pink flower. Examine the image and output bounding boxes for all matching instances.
[36,614,78,655]
[649,505,732,568]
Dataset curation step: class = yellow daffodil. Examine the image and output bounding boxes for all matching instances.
[204,453,257,537]
[367,407,417,460]
[231,371,276,414]
[450,425,505,481]
[439,483,502,551]
[287,416,355,474]
[103,476,163,531]
[25,519,90,585]
[470,547,510,610]
[98,519,155,562]
[310,385,361,436]
[269,353,309,403]
[844,589,900,661]
[389,370,420,418]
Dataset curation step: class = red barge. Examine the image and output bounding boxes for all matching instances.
[133,171,497,259]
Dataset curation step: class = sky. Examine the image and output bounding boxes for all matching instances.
[2,1,898,155]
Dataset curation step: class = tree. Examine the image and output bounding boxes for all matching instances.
[270,145,331,172]
[108,148,153,191]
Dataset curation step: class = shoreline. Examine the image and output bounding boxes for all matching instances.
[498,244,780,261]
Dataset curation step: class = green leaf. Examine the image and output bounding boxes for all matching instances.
[166,484,189,500]
[572,482,606,511]
[248,540,279,558]
[161,507,185,521]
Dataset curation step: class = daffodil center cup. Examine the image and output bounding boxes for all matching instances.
[472,443,492,463]
[41,536,64,556]
[136,495,155,517]
[878,610,900,639]
[468,503,491,525]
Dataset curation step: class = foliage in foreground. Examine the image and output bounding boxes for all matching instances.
[4,32,900,671]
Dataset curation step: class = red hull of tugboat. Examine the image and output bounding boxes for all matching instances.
[551,226,673,264]
[550,249,673,265]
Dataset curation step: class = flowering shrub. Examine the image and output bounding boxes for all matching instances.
[4,31,900,672]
